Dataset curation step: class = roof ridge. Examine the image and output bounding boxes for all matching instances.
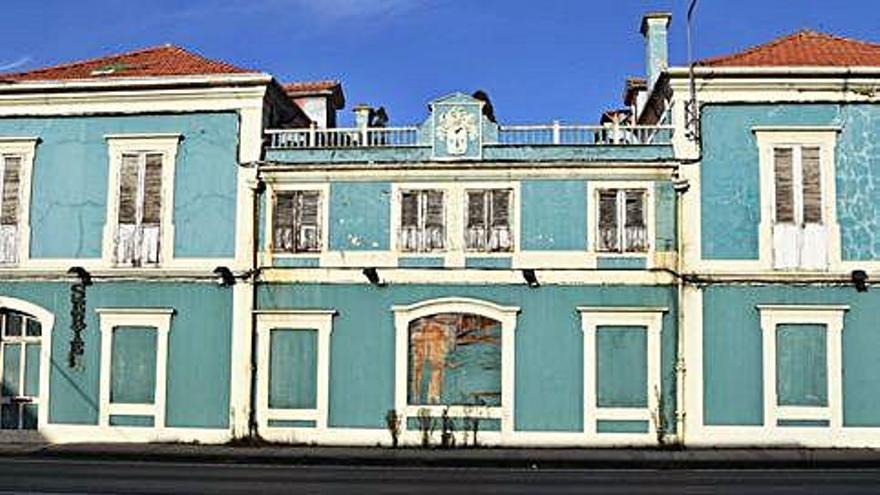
[0,44,179,78]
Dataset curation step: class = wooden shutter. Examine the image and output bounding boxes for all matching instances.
[491,190,511,228]
[466,190,487,250]
[401,191,419,228]
[801,147,822,225]
[273,192,295,252]
[142,153,163,225]
[598,189,619,251]
[774,148,795,223]
[297,191,321,252]
[424,190,444,250]
[118,154,139,225]
[624,190,647,252]
[467,191,486,229]
[1,156,21,226]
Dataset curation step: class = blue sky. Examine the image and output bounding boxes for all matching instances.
[1,1,878,125]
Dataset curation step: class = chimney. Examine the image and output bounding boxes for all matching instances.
[353,104,372,130]
[641,12,672,94]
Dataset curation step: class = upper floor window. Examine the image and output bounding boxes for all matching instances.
[773,145,825,270]
[399,189,445,252]
[597,188,647,253]
[465,189,512,252]
[0,155,23,264]
[273,190,322,253]
[104,134,180,268]
[116,152,163,266]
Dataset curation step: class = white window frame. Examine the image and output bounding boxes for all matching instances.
[391,297,519,437]
[578,307,665,438]
[102,134,180,267]
[255,310,334,432]
[0,138,38,266]
[0,297,54,435]
[587,181,655,257]
[463,187,515,254]
[264,183,329,258]
[97,308,173,428]
[754,127,840,271]
[758,304,846,432]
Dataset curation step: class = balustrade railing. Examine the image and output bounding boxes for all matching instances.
[266,123,673,149]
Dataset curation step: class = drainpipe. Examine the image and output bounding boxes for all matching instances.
[248,166,266,440]
[674,177,687,445]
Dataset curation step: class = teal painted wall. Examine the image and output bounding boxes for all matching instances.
[0,282,233,428]
[521,180,588,250]
[702,285,880,427]
[258,283,677,433]
[0,112,240,259]
[700,103,880,260]
[329,182,391,251]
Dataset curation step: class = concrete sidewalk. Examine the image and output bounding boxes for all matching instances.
[1,442,880,469]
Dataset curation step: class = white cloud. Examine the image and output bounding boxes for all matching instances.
[0,56,32,72]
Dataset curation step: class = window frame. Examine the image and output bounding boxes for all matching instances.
[0,138,38,267]
[463,187,515,254]
[103,134,181,268]
[754,127,840,271]
[587,181,655,257]
[758,305,846,432]
[266,183,329,257]
[255,310,335,432]
[579,307,665,438]
[391,297,519,438]
[97,308,173,428]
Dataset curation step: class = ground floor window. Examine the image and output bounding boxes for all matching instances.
[0,309,41,430]
[579,307,665,437]
[97,308,173,428]
[392,298,519,437]
[256,311,335,430]
[758,305,846,429]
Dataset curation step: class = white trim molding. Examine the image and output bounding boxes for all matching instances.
[255,310,335,433]
[0,137,38,267]
[578,307,666,440]
[102,134,182,268]
[391,297,519,438]
[758,304,847,437]
[96,308,174,428]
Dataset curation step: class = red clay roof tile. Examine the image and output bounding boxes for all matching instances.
[699,30,880,67]
[0,44,257,81]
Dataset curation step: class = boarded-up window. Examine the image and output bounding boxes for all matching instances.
[399,190,445,252]
[273,190,322,253]
[465,189,513,252]
[801,147,822,225]
[0,155,22,264]
[115,152,163,266]
[597,188,647,253]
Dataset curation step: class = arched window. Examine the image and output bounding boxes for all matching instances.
[1,309,44,431]
[392,298,519,439]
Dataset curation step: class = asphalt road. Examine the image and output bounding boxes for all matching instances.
[1,458,880,494]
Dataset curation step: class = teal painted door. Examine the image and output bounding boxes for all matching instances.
[0,310,41,430]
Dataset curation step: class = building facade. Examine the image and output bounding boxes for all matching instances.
[0,13,878,448]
